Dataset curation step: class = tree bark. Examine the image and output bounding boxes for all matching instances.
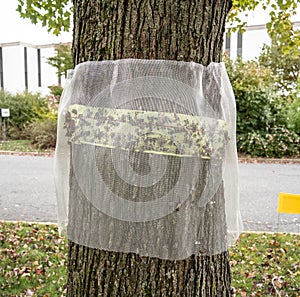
[68,0,233,296]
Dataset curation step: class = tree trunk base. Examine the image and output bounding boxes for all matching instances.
[67,241,231,297]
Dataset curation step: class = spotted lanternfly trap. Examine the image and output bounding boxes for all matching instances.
[54,59,242,260]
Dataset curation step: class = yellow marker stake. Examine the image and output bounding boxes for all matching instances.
[278,192,300,214]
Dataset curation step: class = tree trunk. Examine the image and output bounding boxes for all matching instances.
[67,1,233,296]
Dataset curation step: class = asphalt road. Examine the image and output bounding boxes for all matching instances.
[0,155,299,232]
[239,162,300,233]
[0,155,57,222]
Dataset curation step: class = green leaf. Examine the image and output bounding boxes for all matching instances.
[16,0,72,35]
[227,0,300,54]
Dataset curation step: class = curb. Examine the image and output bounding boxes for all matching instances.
[0,150,54,157]
[1,220,57,226]
[239,157,300,164]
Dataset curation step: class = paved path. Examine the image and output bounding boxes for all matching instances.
[1,155,299,232]
[239,163,300,233]
[0,155,56,222]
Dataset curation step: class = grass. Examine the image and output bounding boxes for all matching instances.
[230,232,300,296]
[0,140,53,153]
[0,222,299,297]
[0,222,67,297]
[0,140,36,152]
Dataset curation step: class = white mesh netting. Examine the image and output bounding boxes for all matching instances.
[54,59,242,259]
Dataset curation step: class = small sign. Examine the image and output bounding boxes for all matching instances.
[1,108,10,117]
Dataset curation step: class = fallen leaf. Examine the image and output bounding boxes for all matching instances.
[36,268,46,275]
[26,289,34,296]
[245,271,256,278]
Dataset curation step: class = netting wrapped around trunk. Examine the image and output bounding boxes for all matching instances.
[54,59,242,260]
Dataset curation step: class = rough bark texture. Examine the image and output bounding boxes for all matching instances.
[68,0,233,296]
[73,0,229,65]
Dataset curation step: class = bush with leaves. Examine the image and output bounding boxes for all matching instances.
[0,91,58,149]
[283,92,300,136]
[23,88,59,150]
[24,117,57,150]
[238,126,299,158]
[225,57,299,158]
[259,43,300,94]
[0,91,49,139]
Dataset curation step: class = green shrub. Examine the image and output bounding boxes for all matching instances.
[225,57,299,158]
[48,85,63,97]
[238,126,299,158]
[284,94,300,135]
[225,58,283,131]
[0,91,49,139]
[24,118,57,150]
[235,89,285,135]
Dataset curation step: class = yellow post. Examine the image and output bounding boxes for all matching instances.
[278,192,300,214]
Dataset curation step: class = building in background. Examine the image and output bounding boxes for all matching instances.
[225,21,300,61]
[0,42,69,95]
[0,30,274,95]
[1,6,299,95]
[225,5,300,61]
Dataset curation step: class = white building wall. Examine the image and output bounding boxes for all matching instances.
[0,42,69,95]
[2,45,25,93]
[242,29,270,61]
[40,47,60,94]
[229,31,238,59]
[226,4,300,61]
[226,27,271,61]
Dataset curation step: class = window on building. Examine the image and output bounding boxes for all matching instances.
[0,47,3,90]
[225,32,231,57]
[237,32,243,57]
[24,47,28,90]
[37,48,42,87]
